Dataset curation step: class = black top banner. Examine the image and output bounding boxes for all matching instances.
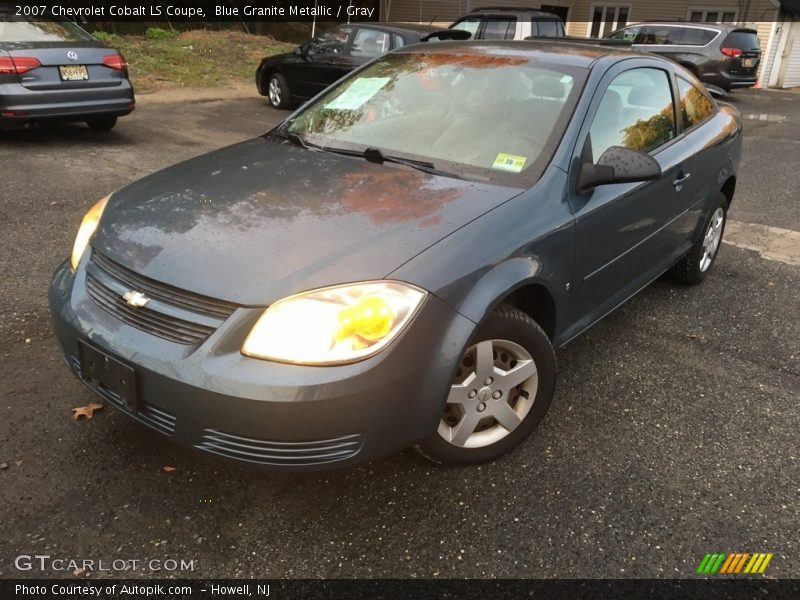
[6,1,380,22]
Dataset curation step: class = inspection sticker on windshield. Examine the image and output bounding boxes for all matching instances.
[324,77,391,110]
[493,153,528,173]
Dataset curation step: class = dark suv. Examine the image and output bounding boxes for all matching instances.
[606,22,761,91]
[450,7,565,40]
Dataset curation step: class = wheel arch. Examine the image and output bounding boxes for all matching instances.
[454,257,560,343]
[721,175,736,207]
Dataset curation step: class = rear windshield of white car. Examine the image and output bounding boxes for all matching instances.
[283,51,587,186]
[0,19,94,42]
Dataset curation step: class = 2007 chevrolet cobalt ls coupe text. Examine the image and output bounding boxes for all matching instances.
[50,41,742,470]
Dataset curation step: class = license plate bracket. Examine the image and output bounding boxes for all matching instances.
[78,341,137,410]
[59,65,89,81]
[743,58,754,68]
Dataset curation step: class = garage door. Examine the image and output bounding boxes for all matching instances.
[779,20,800,88]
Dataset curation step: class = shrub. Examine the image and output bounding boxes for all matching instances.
[145,27,177,40]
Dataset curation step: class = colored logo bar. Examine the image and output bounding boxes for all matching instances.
[696,553,774,574]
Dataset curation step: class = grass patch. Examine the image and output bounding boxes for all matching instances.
[93,29,294,92]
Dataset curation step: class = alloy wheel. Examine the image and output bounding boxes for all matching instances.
[700,207,725,272]
[268,77,282,107]
[438,339,538,448]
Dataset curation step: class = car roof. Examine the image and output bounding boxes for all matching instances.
[466,6,562,18]
[397,39,649,69]
[618,21,756,33]
[365,22,442,35]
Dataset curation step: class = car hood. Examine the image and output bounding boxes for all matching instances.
[92,136,524,306]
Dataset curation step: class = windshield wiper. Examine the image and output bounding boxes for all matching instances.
[362,147,437,172]
[316,145,440,174]
[277,134,450,177]
[279,130,322,151]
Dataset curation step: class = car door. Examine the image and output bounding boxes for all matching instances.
[286,25,354,99]
[565,63,699,338]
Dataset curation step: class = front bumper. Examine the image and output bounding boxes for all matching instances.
[49,260,475,471]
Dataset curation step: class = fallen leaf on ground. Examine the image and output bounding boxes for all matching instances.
[686,333,699,340]
[162,465,177,473]
[72,403,104,420]
[73,567,85,576]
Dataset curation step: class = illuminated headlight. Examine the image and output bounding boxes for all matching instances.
[70,195,109,270]
[242,282,427,365]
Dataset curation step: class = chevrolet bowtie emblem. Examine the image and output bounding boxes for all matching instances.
[122,290,150,308]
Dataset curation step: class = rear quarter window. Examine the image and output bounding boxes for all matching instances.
[723,30,760,51]
[536,20,563,37]
[677,77,715,129]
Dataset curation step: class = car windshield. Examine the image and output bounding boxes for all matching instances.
[282,51,586,185]
[0,19,94,42]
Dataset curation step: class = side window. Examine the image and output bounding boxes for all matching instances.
[451,16,482,39]
[482,16,517,39]
[609,26,639,41]
[392,33,405,49]
[537,20,561,38]
[351,28,391,58]
[306,26,353,55]
[681,27,716,46]
[677,77,715,129]
[588,68,677,160]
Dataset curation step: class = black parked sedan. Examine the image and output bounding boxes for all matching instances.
[256,22,439,109]
[0,11,134,130]
[51,41,741,470]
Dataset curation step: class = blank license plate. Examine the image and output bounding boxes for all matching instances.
[78,341,137,409]
[743,58,754,68]
[59,65,89,81]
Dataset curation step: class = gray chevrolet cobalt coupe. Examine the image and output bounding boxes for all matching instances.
[50,41,742,470]
[0,12,134,130]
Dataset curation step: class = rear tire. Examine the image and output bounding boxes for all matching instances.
[670,193,728,285]
[86,116,117,131]
[266,73,291,110]
[417,304,556,466]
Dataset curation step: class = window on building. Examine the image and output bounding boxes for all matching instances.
[688,9,737,24]
[590,5,630,38]
[677,77,715,129]
[588,67,676,159]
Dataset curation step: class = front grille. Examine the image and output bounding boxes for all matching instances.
[91,252,237,318]
[86,251,237,345]
[196,429,363,467]
[69,355,176,436]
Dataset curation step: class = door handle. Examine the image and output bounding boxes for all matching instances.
[673,172,692,189]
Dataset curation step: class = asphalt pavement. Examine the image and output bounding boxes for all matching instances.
[0,87,798,579]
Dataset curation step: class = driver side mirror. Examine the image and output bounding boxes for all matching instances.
[577,146,662,194]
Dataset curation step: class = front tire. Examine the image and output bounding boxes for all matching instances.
[266,73,291,109]
[670,193,727,285]
[418,304,556,465]
[86,116,117,131]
